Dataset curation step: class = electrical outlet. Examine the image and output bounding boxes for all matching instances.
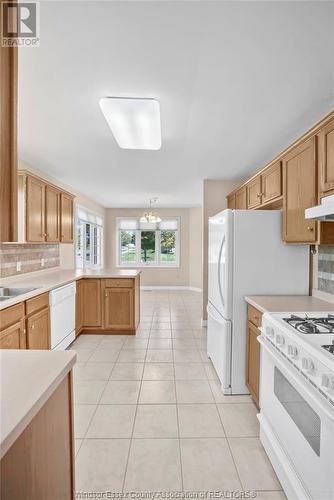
[16,261,21,272]
[41,258,45,267]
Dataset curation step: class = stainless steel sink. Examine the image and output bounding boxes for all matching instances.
[0,287,39,301]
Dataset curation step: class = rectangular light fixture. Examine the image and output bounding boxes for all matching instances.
[99,97,161,150]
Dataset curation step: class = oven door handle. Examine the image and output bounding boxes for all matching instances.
[258,335,334,422]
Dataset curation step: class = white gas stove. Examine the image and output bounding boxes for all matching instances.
[262,312,334,405]
[258,311,334,500]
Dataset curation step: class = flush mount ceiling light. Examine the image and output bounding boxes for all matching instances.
[99,97,161,150]
[140,197,162,224]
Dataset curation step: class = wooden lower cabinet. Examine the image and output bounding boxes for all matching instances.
[0,374,75,500]
[246,305,262,408]
[0,321,25,349]
[104,287,134,330]
[0,294,50,350]
[78,276,140,335]
[82,279,102,327]
[26,308,50,349]
[76,279,84,335]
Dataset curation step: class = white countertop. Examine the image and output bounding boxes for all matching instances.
[245,295,334,314]
[0,268,141,309]
[0,349,76,459]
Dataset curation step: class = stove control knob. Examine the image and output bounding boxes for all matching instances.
[287,345,298,358]
[321,374,331,388]
[308,360,316,373]
[275,334,285,346]
[302,357,309,370]
[265,326,274,338]
[302,358,315,373]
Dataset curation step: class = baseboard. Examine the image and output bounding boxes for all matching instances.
[140,285,202,292]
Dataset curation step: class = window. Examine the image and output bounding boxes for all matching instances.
[76,206,103,269]
[118,218,180,267]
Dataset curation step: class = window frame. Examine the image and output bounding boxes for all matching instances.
[117,217,180,268]
[76,206,104,269]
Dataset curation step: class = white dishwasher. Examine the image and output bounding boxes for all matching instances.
[50,282,76,350]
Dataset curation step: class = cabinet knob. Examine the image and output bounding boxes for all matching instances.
[257,194,262,198]
[31,324,35,330]
[307,226,314,231]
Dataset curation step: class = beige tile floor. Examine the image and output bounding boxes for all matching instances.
[71,290,286,497]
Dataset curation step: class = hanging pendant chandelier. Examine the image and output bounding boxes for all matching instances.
[140,197,162,224]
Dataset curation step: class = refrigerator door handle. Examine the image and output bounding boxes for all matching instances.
[217,235,225,308]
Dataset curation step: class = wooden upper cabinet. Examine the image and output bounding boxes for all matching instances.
[283,137,317,243]
[19,172,75,243]
[82,279,102,327]
[262,161,282,204]
[227,193,236,209]
[26,176,46,242]
[235,187,247,209]
[247,175,262,209]
[60,193,74,243]
[318,118,334,196]
[0,42,17,242]
[45,185,60,242]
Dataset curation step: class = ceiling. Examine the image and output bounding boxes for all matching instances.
[18,1,334,208]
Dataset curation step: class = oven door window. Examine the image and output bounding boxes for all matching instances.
[274,367,321,456]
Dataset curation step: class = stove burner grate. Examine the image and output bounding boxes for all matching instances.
[283,314,334,334]
[322,341,334,356]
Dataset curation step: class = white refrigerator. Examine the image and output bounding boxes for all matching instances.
[207,209,309,395]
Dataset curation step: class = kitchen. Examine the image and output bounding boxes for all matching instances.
[0,1,334,499]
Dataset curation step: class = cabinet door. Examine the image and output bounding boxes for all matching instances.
[45,185,60,242]
[235,187,247,209]
[27,308,50,349]
[82,279,102,327]
[104,288,134,330]
[26,176,46,242]
[227,194,236,209]
[246,322,260,407]
[60,193,74,243]
[262,161,282,204]
[283,137,317,243]
[0,320,25,349]
[247,175,262,209]
[318,118,334,195]
[76,279,84,335]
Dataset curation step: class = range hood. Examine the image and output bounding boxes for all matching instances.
[305,194,334,221]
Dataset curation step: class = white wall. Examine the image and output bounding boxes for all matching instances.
[189,207,203,290]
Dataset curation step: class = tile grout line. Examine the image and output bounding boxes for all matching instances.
[120,333,149,493]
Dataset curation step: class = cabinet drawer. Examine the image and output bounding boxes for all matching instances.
[26,292,49,315]
[0,302,25,331]
[247,304,262,328]
[104,279,134,288]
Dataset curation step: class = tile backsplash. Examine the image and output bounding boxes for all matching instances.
[317,246,334,295]
[0,244,60,278]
